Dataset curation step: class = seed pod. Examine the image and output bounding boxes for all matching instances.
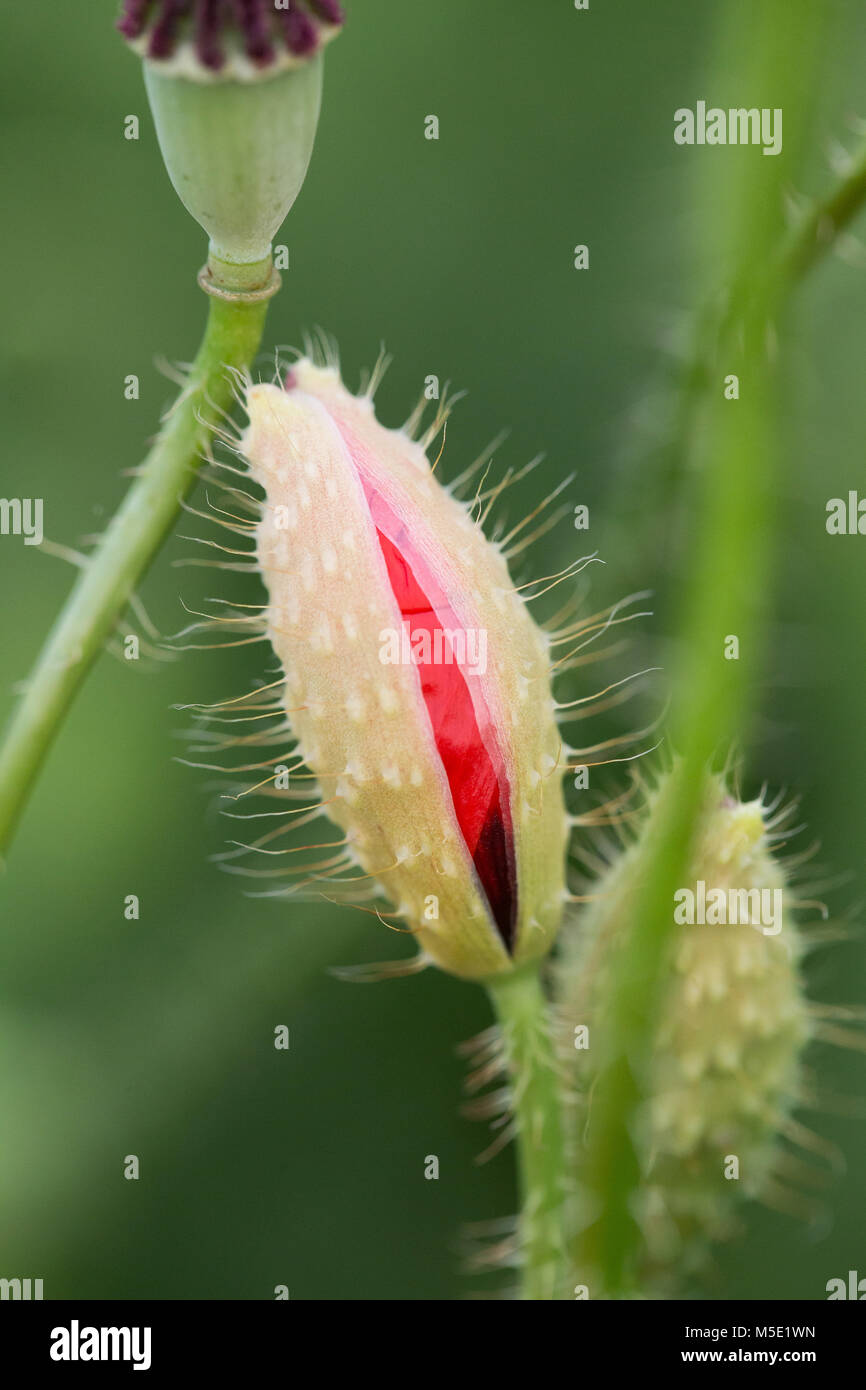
[557,773,812,1289]
[238,361,569,980]
[118,1,344,77]
[118,1,344,268]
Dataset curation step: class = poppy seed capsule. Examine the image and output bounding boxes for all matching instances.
[118,1,344,79]
[240,363,569,980]
[119,2,341,267]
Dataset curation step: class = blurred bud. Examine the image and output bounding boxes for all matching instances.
[557,773,811,1290]
[239,361,569,980]
[118,1,345,269]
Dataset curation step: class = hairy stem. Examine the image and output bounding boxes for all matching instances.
[0,258,276,855]
[777,136,866,283]
[487,966,567,1300]
[576,0,853,1297]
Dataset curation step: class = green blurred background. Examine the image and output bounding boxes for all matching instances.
[0,0,864,1298]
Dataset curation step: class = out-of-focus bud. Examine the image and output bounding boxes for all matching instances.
[557,773,811,1292]
[117,1,345,271]
[239,361,569,980]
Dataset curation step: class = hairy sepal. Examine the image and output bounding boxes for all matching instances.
[240,362,568,980]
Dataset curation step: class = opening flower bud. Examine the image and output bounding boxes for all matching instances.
[118,2,344,269]
[239,362,569,980]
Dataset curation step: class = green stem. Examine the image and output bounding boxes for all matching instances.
[776,137,866,284]
[576,7,866,1299]
[653,134,866,586]
[0,257,275,855]
[487,966,567,1301]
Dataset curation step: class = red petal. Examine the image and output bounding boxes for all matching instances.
[373,519,517,950]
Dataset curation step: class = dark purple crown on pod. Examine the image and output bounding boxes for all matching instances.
[118,0,345,72]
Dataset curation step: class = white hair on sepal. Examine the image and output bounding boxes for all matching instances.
[268,343,303,385]
[418,385,467,456]
[359,344,392,401]
[302,326,340,372]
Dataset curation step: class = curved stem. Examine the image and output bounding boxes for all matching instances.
[487,966,567,1301]
[0,262,274,855]
[573,4,866,1299]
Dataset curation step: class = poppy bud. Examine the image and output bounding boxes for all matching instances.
[239,361,569,980]
[557,773,812,1289]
